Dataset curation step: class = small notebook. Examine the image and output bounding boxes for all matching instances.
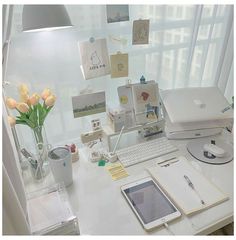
[146,156,228,216]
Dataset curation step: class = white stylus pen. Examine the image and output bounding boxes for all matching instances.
[112,126,125,154]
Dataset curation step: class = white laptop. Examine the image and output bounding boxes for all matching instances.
[161,87,233,123]
[160,87,233,139]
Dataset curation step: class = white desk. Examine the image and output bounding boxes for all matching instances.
[24,129,234,235]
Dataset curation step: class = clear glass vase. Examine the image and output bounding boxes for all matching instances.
[30,125,50,181]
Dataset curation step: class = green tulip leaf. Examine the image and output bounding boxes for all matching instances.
[16,119,28,125]
[19,115,35,128]
[29,109,37,125]
[38,103,47,125]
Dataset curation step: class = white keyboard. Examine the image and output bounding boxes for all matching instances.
[116,137,178,167]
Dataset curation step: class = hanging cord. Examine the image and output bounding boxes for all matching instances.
[163,222,175,235]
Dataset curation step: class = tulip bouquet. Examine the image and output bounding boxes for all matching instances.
[6,84,56,152]
[6,84,56,129]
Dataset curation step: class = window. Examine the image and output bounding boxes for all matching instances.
[4,4,233,147]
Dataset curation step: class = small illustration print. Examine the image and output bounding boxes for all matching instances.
[110,53,128,78]
[79,38,110,79]
[132,19,150,45]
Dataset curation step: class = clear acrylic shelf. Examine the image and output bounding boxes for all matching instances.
[102,118,165,151]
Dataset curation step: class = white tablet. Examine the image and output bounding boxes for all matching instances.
[121,177,181,231]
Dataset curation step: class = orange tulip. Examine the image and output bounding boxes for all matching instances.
[8,116,16,127]
[29,93,40,106]
[6,97,17,109]
[20,93,30,103]
[16,102,29,113]
[45,95,56,107]
[18,84,30,103]
[18,84,29,95]
[41,88,52,100]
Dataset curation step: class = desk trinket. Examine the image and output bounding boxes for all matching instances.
[66,144,79,162]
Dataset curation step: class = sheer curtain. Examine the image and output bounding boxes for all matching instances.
[2,5,30,235]
[4,5,234,150]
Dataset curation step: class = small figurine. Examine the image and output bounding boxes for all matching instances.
[65,143,79,162]
[140,75,146,84]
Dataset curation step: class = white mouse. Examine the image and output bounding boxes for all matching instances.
[203,144,226,158]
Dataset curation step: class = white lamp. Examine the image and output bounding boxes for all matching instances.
[22,5,72,32]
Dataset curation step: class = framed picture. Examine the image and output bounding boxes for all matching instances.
[110,52,128,78]
[106,5,129,23]
[132,19,150,45]
[72,91,106,118]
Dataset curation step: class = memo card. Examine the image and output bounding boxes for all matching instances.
[117,85,134,110]
[72,91,106,118]
[106,5,129,23]
[79,38,110,80]
[132,82,159,124]
[110,52,128,78]
[132,19,150,45]
[132,82,158,107]
[106,163,129,180]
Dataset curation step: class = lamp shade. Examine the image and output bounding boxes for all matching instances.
[22,5,72,32]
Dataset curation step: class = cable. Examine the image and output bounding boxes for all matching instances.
[163,222,175,235]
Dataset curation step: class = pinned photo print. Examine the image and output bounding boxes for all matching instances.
[79,38,110,80]
[106,5,129,23]
[72,91,106,118]
[132,19,150,45]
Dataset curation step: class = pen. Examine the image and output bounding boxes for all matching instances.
[161,159,179,167]
[158,157,177,165]
[184,175,205,205]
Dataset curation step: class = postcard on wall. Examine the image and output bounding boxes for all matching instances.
[72,91,106,118]
[110,52,128,78]
[132,19,150,45]
[79,38,110,80]
[106,5,129,23]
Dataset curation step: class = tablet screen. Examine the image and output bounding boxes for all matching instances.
[124,180,177,224]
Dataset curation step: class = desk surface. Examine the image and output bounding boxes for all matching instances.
[24,129,234,235]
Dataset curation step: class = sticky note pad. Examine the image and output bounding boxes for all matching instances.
[106,163,129,180]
